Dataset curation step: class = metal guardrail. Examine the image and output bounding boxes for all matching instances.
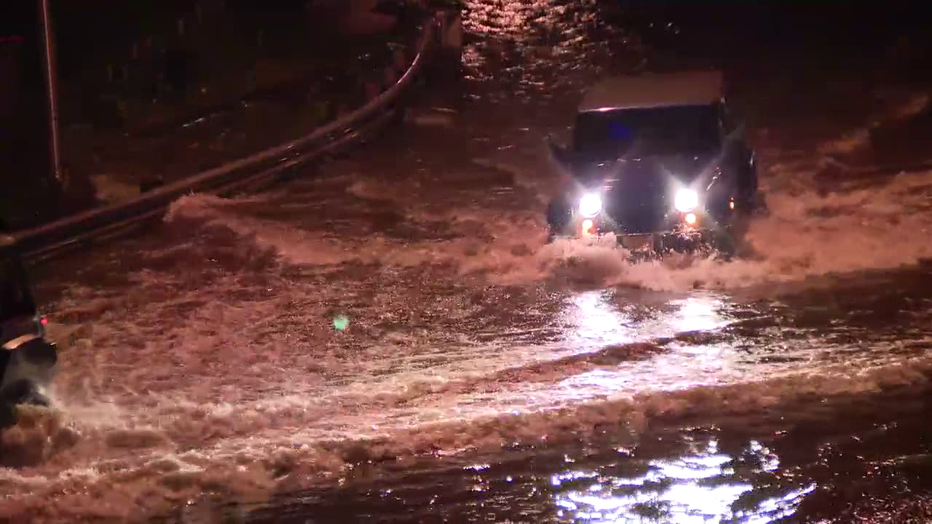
[8,14,444,264]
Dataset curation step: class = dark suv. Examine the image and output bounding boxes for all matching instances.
[547,71,759,254]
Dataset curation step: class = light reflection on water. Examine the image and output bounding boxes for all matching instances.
[552,438,815,523]
[565,291,730,352]
[671,294,729,333]
[558,292,740,396]
[463,0,599,42]
[569,290,634,349]
[460,0,619,92]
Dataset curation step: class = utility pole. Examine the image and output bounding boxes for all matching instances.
[37,0,62,185]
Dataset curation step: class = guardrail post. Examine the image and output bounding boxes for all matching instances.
[37,0,62,185]
[433,8,463,81]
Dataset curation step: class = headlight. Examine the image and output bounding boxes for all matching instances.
[674,188,699,213]
[578,193,602,218]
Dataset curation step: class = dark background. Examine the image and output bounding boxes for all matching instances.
[1,1,56,230]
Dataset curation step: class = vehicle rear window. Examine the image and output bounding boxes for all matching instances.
[573,104,721,158]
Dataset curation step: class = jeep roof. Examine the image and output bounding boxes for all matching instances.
[578,71,724,113]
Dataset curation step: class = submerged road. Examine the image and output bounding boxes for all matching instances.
[4,2,932,522]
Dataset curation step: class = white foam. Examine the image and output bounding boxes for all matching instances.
[164,193,362,266]
[163,155,932,292]
[18,269,926,511]
[8,268,930,520]
[818,92,930,155]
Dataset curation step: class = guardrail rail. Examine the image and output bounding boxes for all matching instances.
[6,10,460,264]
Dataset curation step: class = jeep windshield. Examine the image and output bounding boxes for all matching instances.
[572,105,721,160]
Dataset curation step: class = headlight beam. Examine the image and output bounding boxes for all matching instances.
[579,193,602,218]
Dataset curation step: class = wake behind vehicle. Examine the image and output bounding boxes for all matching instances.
[546,71,759,256]
[1,234,57,427]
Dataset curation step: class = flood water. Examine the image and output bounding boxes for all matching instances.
[3,2,932,522]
